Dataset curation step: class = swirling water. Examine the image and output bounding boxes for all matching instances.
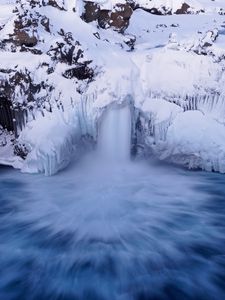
[0,156,225,300]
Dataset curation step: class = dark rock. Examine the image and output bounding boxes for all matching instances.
[109,3,133,32]
[43,0,66,11]
[47,41,84,65]
[82,1,133,32]
[138,6,172,15]
[14,30,38,47]
[98,10,111,29]
[40,16,50,33]
[124,34,136,50]
[0,97,14,132]
[93,32,100,39]
[14,143,30,160]
[82,1,101,23]
[63,64,94,81]
[20,46,42,55]
[175,3,190,14]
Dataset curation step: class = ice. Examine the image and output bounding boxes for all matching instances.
[19,111,80,176]
[1,0,225,174]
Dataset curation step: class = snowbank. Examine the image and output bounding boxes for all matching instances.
[161,111,225,173]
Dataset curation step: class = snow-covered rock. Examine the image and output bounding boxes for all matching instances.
[1,0,225,174]
[162,111,225,173]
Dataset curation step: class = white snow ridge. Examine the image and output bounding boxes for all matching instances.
[0,0,225,174]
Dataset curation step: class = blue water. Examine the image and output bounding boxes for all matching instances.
[0,157,225,300]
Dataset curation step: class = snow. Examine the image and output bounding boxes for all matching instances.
[1,0,225,174]
[81,0,126,10]
[163,111,225,173]
[141,98,183,123]
[137,0,203,12]
[0,2,15,31]
[131,48,223,98]
[127,9,224,47]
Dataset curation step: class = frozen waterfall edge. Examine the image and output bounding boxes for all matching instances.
[2,96,225,175]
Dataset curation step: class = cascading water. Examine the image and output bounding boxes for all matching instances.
[98,105,131,162]
[1,105,225,300]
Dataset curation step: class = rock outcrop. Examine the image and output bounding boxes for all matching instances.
[82,1,133,32]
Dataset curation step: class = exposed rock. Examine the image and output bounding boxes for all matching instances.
[0,69,53,129]
[82,1,100,23]
[47,35,85,67]
[123,34,136,50]
[82,1,133,32]
[98,10,111,29]
[82,1,207,31]
[43,0,66,10]
[109,3,133,32]
[0,0,96,137]
[14,142,30,159]
[0,97,14,132]
[40,16,50,33]
[20,46,42,55]
[14,30,38,47]
[137,6,172,15]
[63,64,94,81]
[5,3,51,51]
[175,3,190,14]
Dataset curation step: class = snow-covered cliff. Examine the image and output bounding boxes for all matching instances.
[0,0,225,174]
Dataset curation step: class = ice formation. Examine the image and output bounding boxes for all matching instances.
[0,0,225,174]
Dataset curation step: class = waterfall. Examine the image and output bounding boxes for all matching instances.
[98,105,131,162]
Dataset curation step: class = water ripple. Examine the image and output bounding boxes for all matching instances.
[0,159,225,299]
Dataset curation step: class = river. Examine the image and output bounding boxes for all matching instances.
[0,156,225,300]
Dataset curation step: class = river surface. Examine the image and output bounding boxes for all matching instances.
[0,156,225,300]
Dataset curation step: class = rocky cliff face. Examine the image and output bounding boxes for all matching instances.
[0,0,95,130]
[81,0,211,32]
[1,0,225,174]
